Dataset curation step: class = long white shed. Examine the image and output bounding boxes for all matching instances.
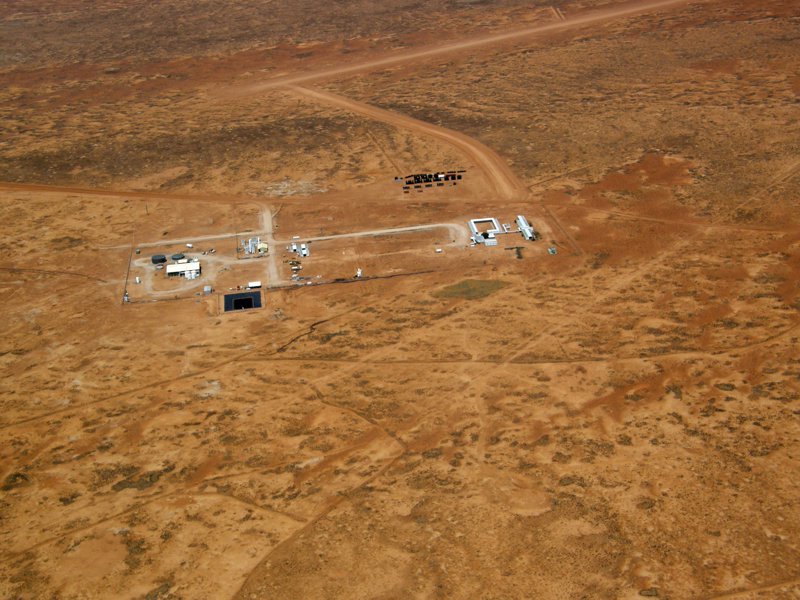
[166,261,201,278]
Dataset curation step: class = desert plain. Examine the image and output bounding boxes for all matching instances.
[1,0,799,598]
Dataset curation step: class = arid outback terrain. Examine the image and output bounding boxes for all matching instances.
[1,0,799,598]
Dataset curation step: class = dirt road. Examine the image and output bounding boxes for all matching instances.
[226,0,695,95]
[0,181,242,205]
[288,85,527,202]
[107,222,467,249]
[300,222,468,245]
[222,0,696,206]
[259,206,282,285]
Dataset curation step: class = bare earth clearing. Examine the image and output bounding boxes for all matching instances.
[1,0,799,598]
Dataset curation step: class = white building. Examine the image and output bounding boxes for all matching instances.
[468,218,503,246]
[166,261,201,279]
[516,215,536,241]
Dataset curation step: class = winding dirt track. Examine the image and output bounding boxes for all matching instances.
[227,0,695,95]
[221,0,696,205]
[288,85,527,201]
[0,181,243,204]
[0,0,699,222]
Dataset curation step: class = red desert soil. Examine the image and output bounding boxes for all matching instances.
[1,0,799,598]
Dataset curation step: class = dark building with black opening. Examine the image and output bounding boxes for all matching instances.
[224,291,262,312]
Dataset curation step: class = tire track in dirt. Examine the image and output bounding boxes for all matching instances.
[729,157,800,216]
[765,158,800,193]
[225,0,697,96]
[232,378,409,600]
[275,311,358,353]
[0,266,107,283]
[552,202,796,233]
[0,181,243,205]
[1,491,175,560]
[232,444,406,599]
[365,128,406,176]
[232,288,527,597]
[707,576,800,599]
[528,165,591,189]
[287,84,527,202]
[309,383,410,454]
[2,431,390,560]
[4,358,419,558]
[238,318,800,367]
[541,204,585,254]
[1,487,304,561]
[551,6,568,22]
[0,310,357,431]
[503,229,704,362]
[240,243,800,376]
[2,307,428,565]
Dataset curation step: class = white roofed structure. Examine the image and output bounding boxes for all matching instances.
[468,218,503,246]
[516,215,536,241]
[166,261,201,277]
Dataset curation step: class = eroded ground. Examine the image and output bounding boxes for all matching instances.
[1,0,799,598]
